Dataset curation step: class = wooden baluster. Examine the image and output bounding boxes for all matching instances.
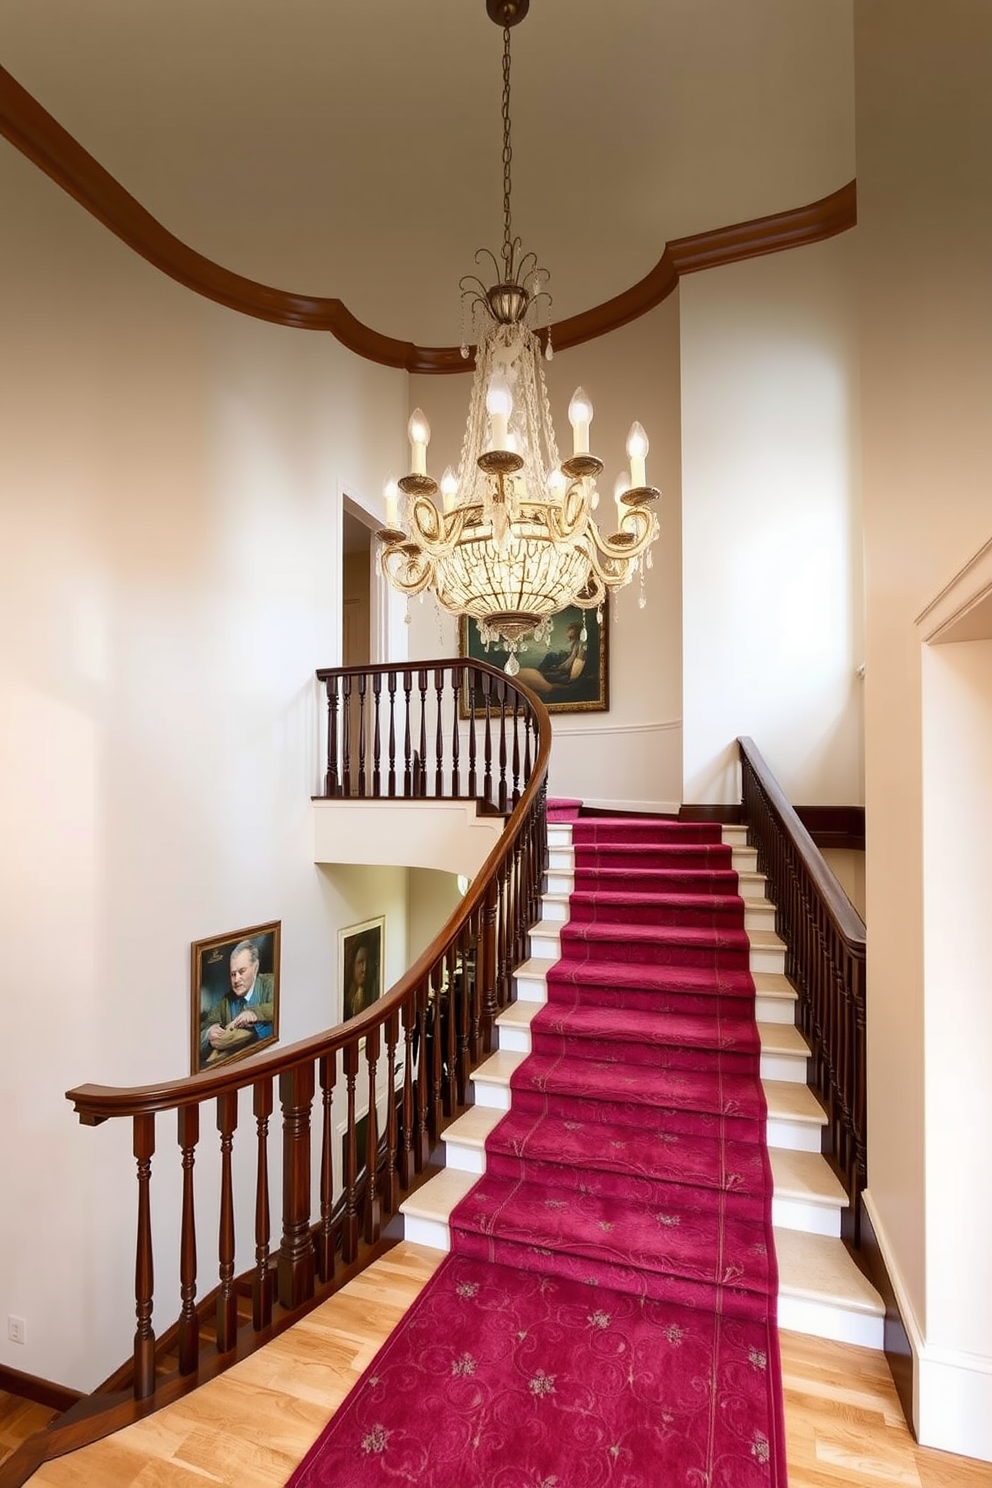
[316,1054,337,1283]
[387,671,398,796]
[482,675,494,806]
[414,981,431,1171]
[133,1112,156,1400]
[511,700,521,806]
[428,962,444,1146]
[342,675,353,797]
[176,1105,199,1375]
[252,1078,274,1331]
[450,668,461,796]
[455,928,472,1107]
[434,667,445,796]
[382,1009,400,1217]
[364,1024,382,1244]
[417,668,428,796]
[277,1063,315,1310]
[468,909,483,1066]
[443,941,457,1118]
[467,668,478,799]
[513,838,527,970]
[400,1000,416,1190]
[372,673,382,796]
[480,878,499,1053]
[325,677,340,798]
[402,671,413,796]
[497,679,508,813]
[342,1041,360,1262]
[522,709,533,790]
[216,1091,238,1353]
[357,672,368,797]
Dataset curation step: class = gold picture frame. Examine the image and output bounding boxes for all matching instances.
[458,604,609,715]
[191,921,281,1074]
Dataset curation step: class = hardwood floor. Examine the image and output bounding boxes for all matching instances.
[13,1242,992,1487]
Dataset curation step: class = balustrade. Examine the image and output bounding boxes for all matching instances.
[738,736,867,1240]
[62,658,549,1427]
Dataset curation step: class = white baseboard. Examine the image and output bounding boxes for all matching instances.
[863,1188,992,1463]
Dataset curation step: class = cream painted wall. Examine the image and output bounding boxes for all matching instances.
[407,296,683,810]
[856,0,992,1453]
[821,849,866,920]
[680,233,864,807]
[0,143,409,1389]
[408,868,464,962]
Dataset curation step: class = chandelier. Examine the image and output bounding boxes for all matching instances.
[376,0,660,671]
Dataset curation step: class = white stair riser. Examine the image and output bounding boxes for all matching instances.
[541,899,569,923]
[548,848,574,872]
[513,972,549,1003]
[756,995,797,1025]
[766,1116,824,1153]
[732,848,758,872]
[473,1079,512,1111]
[751,945,786,974]
[760,1050,809,1084]
[402,1213,452,1252]
[777,1293,884,1351]
[546,871,575,895]
[772,1195,842,1238]
[744,904,776,932]
[444,1141,487,1175]
[737,876,767,901]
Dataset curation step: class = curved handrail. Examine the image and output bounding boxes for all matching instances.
[68,659,549,1121]
[737,735,866,1241]
[56,657,550,1445]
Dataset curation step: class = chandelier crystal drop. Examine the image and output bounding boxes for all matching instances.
[376,0,660,668]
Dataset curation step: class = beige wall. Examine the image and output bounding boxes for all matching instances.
[856,0,992,1454]
[0,142,409,1389]
[680,232,864,807]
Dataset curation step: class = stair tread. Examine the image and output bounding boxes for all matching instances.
[769,1150,849,1207]
[499,1002,806,1063]
[763,1079,827,1125]
[472,1049,529,1086]
[774,1228,883,1315]
[444,1106,506,1150]
[399,1168,478,1221]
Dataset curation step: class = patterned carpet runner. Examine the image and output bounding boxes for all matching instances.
[288,815,788,1487]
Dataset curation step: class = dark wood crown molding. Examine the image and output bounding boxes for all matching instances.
[1,63,856,374]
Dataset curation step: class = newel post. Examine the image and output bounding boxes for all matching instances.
[277,1062,316,1311]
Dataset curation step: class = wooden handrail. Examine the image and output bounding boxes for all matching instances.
[56,657,550,1445]
[737,736,867,1241]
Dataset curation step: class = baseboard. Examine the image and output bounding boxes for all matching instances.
[0,1362,80,1413]
[858,1193,915,1434]
[862,1189,992,1463]
[678,804,743,825]
[795,804,865,851]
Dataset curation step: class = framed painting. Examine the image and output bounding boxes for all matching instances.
[340,915,385,1023]
[191,921,280,1074]
[459,604,609,714]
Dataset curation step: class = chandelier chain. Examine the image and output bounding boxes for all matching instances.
[501,25,513,279]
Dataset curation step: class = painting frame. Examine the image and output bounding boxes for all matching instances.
[458,604,609,715]
[339,915,386,1024]
[190,920,281,1075]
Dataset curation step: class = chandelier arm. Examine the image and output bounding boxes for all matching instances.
[379,545,436,597]
[593,508,657,561]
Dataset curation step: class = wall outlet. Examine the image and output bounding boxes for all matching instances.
[7,1314,26,1345]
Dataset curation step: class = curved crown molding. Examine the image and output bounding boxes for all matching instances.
[1,63,856,375]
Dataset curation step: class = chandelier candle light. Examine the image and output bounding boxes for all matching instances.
[376,0,660,674]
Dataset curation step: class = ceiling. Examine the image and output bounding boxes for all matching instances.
[0,1,855,349]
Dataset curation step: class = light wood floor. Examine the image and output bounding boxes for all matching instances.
[14,1242,992,1488]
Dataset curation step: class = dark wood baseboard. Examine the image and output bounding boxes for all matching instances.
[0,1364,80,1413]
[795,805,865,852]
[858,1196,915,1437]
[678,804,743,825]
[679,803,865,850]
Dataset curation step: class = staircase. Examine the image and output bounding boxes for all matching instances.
[401,817,884,1350]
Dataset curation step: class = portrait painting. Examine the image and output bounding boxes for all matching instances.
[340,916,385,1023]
[191,921,280,1075]
[459,604,609,714]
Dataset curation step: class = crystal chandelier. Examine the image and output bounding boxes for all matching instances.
[376,0,660,671]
